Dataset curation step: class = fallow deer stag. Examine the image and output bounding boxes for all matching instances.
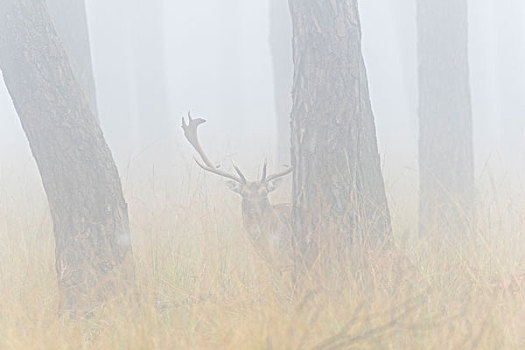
[182,113,293,271]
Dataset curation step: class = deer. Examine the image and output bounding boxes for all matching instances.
[182,113,294,273]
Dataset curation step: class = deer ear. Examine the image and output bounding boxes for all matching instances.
[225,181,242,193]
[267,178,283,192]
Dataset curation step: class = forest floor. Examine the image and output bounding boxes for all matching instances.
[0,167,524,349]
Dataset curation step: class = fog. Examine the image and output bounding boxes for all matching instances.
[1,1,524,177]
[1,0,525,347]
[1,1,522,183]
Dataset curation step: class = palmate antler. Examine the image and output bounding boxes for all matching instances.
[182,112,245,183]
[182,112,292,183]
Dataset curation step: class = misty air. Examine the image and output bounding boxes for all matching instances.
[0,0,524,349]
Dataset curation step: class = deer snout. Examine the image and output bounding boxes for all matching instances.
[242,198,270,214]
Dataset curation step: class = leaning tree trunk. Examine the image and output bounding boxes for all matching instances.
[417,0,474,237]
[46,0,99,121]
[289,0,393,264]
[269,0,294,165]
[0,0,134,317]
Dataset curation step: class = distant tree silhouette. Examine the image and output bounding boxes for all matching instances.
[417,0,474,237]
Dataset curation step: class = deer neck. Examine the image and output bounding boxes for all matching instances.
[241,198,273,231]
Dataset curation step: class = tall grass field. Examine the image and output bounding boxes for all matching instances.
[0,156,524,349]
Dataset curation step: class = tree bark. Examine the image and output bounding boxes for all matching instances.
[0,0,134,317]
[269,0,294,165]
[46,0,98,121]
[417,0,474,237]
[288,0,393,263]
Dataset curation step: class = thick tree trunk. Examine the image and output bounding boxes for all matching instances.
[130,0,170,144]
[0,0,134,317]
[289,0,393,263]
[46,0,98,120]
[269,0,293,165]
[417,0,474,237]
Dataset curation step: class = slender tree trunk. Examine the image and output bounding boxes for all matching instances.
[494,0,525,160]
[417,0,474,237]
[0,0,134,317]
[390,0,418,136]
[269,0,293,165]
[218,1,244,124]
[130,0,170,144]
[289,0,393,264]
[46,0,98,121]
[86,1,136,151]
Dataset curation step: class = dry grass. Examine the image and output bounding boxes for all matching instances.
[0,164,524,349]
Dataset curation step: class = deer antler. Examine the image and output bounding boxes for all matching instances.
[260,160,268,182]
[182,112,246,183]
[261,158,293,183]
[232,160,247,183]
[264,166,293,183]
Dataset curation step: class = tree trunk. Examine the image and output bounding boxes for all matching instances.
[46,0,98,121]
[494,0,525,160]
[86,0,136,151]
[130,0,170,144]
[0,0,134,317]
[417,0,474,237]
[289,0,393,263]
[269,0,293,165]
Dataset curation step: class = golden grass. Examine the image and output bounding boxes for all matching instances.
[0,167,524,349]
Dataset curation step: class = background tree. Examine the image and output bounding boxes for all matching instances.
[288,0,393,263]
[269,0,293,165]
[46,0,98,120]
[0,0,134,316]
[130,0,170,144]
[86,0,136,152]
[494,0,525,161]
[417,0,474,237]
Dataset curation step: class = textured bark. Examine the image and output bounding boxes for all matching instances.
[0,0,134,316]
[417,0,474,236]
[269,0,294,165]
[130,0,170,142]
[288,0,393,261]
[46,0,98,120]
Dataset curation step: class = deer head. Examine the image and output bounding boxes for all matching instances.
[181,112,293,218]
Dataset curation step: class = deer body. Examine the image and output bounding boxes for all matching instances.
[241,197,292,268]
[182,113,293,271]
